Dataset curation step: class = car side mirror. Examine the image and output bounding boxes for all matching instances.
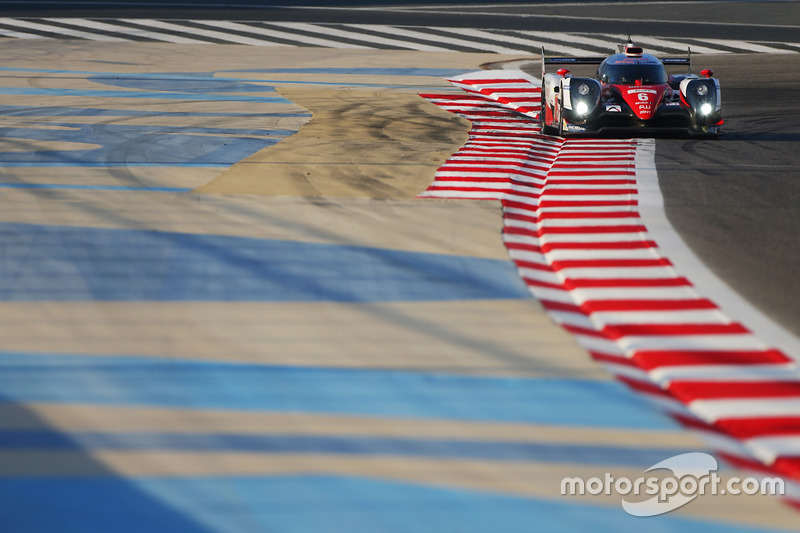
[700,69,714,78]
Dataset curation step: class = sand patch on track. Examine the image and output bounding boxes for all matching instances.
[195,87,470,198]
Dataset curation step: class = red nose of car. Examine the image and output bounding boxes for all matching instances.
[617,85,668,120]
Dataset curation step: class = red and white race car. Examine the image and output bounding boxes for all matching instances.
[540,42,723,137]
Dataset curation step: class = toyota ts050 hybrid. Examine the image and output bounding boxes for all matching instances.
[540,42,723,137]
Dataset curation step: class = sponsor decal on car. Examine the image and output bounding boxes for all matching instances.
[565,123,588,133]
[605,105,622,112]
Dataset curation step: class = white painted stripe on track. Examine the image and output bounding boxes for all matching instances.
[507,214,644,225]
[449,69,542,85]
[532,250,666,262]
[0,27,50,39]
[450,156,539,162]
[287,23,453,51]
[569,289,704,304]
[550,267,684,280]
[590,309,731,325]
[543,183,637,191]
[701,38,796,54]
[505,208,639,218]
[419,190,503,199]
[650,364,800,383]
[567,334,627,356]
[535,205,638,213]
[598,362,654,383]
[536,195,636,203]
[745,436,800,462]
[691,398,800,420]
[44,18,210,44]
[0,18,796,57]
[616,334,767,353]
[513,30,619,55]
[431,181,517,190]
[189,21,327,47]
[548,310,596,330]
[430,26,599,56]
[522,287,574,304]
[343,24,514,52]
[119,19,269,46]
[439,169,547,177]
[0,17,131,42]
[373,7,800,34]
[601,33,728,55]
[348,24,530,54]
[188,19,324,47]
[692,430,761,459]
[520,233,655,244]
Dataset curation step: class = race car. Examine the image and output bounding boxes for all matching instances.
[540,42,723,137]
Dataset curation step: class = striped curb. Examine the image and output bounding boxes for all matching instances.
[420,70,800,506]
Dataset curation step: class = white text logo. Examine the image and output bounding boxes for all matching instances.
[560,452,785,517]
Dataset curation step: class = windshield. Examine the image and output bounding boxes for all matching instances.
[599,62,667,85]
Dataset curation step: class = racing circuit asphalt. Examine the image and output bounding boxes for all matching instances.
[654,53,800,337]
[4,0,800,44]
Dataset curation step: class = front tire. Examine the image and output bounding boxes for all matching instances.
[539,98,558,136]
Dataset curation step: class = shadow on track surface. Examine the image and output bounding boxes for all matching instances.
[0,399,214,533]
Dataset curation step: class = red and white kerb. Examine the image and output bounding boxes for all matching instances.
[420,70,800,508]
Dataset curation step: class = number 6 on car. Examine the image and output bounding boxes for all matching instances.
[539,40,723,137]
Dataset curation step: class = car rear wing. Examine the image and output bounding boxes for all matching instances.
[541,47,693,77]
[541,49,605,77]
[661,51,693,75]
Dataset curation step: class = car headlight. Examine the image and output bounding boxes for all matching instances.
[685,79,718,119]
[567,79,600,118]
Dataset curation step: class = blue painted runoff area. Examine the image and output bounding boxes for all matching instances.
[0,66,470,78]
[0,223,531,302]
[0,105,310,118]
[222,68,472,77]
[0,66,465,167]
[0,123,287,165]
[0,88,289,102]
[88,72,286,94]
[0,352,674,429]
[0,67,305,167]
[84,70,462,92]
[0,430,688,467]
[0,475,791,533]
[0,67,464,93]
[0,162,225,168]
